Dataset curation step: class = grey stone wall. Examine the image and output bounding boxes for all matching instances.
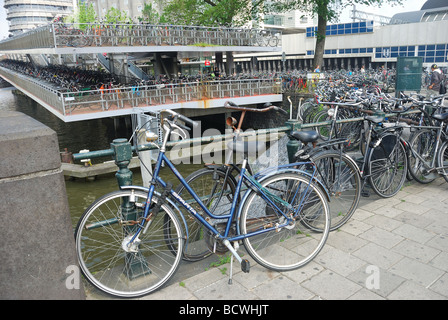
[0,111,85,299]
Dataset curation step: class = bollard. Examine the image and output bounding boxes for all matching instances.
[111,138,133,187]
[110,138,151,279]
[285,119,302,163]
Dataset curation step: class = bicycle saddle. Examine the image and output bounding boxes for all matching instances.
[227,140,266,155]
[365,116,384,124]
[432,113,448,122]
[290,130,319,143]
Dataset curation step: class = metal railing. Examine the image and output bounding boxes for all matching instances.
[0,65,280,117]
[0,23,282,51]
[60,79,279,116]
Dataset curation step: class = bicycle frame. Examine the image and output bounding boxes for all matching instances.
[129,147,319,247]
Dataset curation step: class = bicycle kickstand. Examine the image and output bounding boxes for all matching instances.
[224,240,250,285]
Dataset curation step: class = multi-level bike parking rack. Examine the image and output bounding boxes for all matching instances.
[0,23,283,122]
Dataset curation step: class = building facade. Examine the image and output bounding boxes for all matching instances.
[4,0,73,35]
[237,0,448,71]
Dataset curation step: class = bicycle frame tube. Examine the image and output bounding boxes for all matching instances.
[136,149,306,243]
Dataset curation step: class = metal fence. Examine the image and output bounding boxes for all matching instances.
[61,79,279,116]
[0,23,281,51]
[0,66,280,117]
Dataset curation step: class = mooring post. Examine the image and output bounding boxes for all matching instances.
[111,138,133,187]
[110,138,151,279]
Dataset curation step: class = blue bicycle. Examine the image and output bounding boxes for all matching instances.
[75,109,330,298]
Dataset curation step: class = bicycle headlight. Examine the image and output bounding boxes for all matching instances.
[327,108,335,117]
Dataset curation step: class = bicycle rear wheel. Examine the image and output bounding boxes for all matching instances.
[173,166,237,261]
[368,134,408,198]
[408,129,438,184]
[240,172,330,272]
[75,189,184,298]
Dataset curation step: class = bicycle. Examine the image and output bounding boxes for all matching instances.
[290,103,409,227]
[290,131,361,231]
[75,109,330,298]
[173,101,289,261]
[402,102,448,184]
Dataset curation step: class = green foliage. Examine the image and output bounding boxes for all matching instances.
[103,7,132,24]
[161,0,256,26]
[140,2,161,24]
[64,1,97,27]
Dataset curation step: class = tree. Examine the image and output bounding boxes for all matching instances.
[140,2,161,24]
[103,7,132,24]
[65,1,97,27]
[162,0,256,26]
[267,0,403,70]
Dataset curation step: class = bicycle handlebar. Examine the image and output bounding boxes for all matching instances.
[224,101,288,115]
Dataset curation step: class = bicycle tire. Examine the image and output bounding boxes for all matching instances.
[172,166,238,261]
[75,189,184,298]
[313,110,332,140]
[437,140,448,183]
[308,150,361,231]
[240,172,330,271]
[408,129,438,184]
[368,133,408,198]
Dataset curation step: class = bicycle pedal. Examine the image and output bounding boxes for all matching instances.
[241,259,250,273]
[361,190,370,197]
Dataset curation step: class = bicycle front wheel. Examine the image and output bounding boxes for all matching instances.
[368,134,408,198]
[75,189,184,298]
[240,172,330,272]
[310,151,361,231]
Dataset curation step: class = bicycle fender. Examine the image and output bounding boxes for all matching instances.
[120,185,189,239]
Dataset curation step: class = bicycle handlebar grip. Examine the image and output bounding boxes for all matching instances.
[224,101,238,108]
[274,106,288,115]
[177,114,199,128]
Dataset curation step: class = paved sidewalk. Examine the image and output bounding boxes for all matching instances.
[85,178,448,301]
